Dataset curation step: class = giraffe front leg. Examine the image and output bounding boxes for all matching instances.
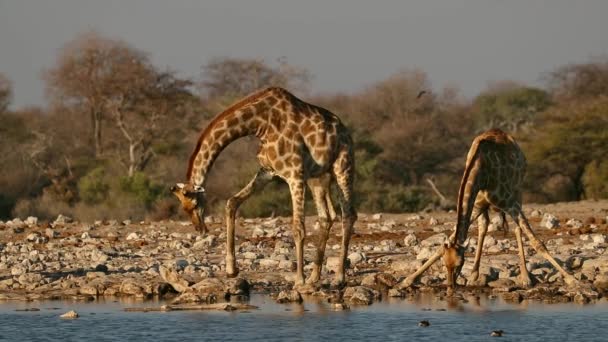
[513,224,533,288]
[289,180,306,286]
[469,209,488,285]
[225,169,272,277]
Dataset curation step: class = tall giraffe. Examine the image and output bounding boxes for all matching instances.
[171,87,357,286]
[399,129,576,293]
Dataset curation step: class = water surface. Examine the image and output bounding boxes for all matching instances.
[1,294,607,341]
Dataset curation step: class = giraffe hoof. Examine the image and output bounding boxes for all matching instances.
[564,275,578,287]
[294,283,316,294]
[226,269,239,278]
[519,277,533,288]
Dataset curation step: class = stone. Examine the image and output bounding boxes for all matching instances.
[388,289,404,297]
[593,273,608,292]
[53,214,73,226]
[325,256,342,273]
[259,259,280,268]
[120,280,145,296]
[276,290,302,303]
[17,273,43,286]
[420,233,447,247]
[530,209,542,218]
[566,218,584,229]
[45,228,58,239]
[172,292,208,304]
[416,247,435,261]
[343,286,378,305]
[390,259,423,274]
[24,216,38,227]
[403,234,418,247]
[192,278,225,297]
[372,213,383,220]
[429,217,439,226]
[60,310,79,319]
[159,265,190,293]
[11,265,27,276]
[277,260,294,271]
[540,213,560,229]
[347,252,364,265]
[251,227,265,238]
[242,252,260,260]
[488,279,517,292]
[225,278,250,296]
[330,303,350,311]
[126,232,141,241]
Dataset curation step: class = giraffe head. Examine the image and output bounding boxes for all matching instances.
[443,241,465,295]
[170,182,207,235]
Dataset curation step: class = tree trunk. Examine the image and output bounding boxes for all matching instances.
[92,109,103,158]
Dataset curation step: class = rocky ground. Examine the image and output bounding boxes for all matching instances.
[1,200,607,307]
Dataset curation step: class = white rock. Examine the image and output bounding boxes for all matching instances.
[372,213,383,220]
[126,232,141,241]
[566,218,584,229]
[403,234,418,247]
[591,234,607,244]
[251,227,265,238]
[326,256,342,273]
[429,217,439,225]
[348,252,364,265]
[60,310,79,319]
[416,247,435,261]
[259,259,280,268]
[53,214,73,226]
[25,216,38,226]
[242,252,259,260]
[421,233,448,247]
[540,213,560,229]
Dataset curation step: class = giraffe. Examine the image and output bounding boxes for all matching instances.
[398,128,577,293]
[171,87,357,286]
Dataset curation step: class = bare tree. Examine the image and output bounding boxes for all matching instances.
[545,57,608,102]
[44,31,151,158]
[199,57,311,98]
[107,71,194,177]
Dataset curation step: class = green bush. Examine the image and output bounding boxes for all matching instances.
[119,172,162,208]
[582,160,608,199]
[78,167,110,204]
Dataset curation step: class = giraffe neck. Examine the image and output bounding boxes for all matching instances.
[187,93,273,187]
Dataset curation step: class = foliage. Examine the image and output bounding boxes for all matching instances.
[118,172,163,208]
[582,160,608,200]
[78,167,110,204]
[471,84,551,133]
[4,32,608,222]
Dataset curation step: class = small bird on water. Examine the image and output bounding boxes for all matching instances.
[490,330,504,337]
[418,320,430,327]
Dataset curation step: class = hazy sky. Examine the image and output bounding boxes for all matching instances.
[1,0,608,109]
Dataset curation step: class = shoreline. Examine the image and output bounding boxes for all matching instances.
[1,200,607,306]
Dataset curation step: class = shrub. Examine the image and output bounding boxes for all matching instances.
[78,167,110,204]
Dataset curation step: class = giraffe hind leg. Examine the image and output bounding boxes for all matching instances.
[306,174,334,284]
[331,148,356,286]
[512,208,577,286]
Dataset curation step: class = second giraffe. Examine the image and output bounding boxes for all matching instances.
[399,128,577,293]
